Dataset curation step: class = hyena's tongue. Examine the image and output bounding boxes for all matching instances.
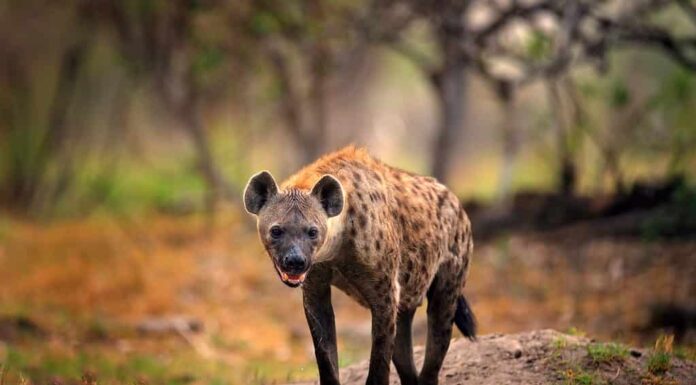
[281,271,307,284]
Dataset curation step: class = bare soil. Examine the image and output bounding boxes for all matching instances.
[286,329,696,385]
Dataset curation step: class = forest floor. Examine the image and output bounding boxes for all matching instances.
[0,208,694,384]
[287,329,696,385]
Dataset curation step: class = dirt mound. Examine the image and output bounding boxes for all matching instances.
[286,329,695,385]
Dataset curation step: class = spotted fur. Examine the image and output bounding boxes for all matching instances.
[245,146,475,385]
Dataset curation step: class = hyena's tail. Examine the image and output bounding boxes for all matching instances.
[454,295,477,341]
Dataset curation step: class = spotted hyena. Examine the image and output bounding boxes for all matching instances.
[243,146,475,385]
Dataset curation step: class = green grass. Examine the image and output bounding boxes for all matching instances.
[0,344,261,385]
[674,346,696,361]
[567,327,587,337]
[647,352,672,374]
[553,337,568,350]
[647,334,675,375]
[560,368,604,385]
[586,342,629,364]
[574,372,599,385]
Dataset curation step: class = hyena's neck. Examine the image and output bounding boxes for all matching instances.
[314,210,346,263]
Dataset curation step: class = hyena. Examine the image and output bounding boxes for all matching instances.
[243,146,475,385]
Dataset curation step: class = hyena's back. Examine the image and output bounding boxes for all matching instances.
[282,146,473,311]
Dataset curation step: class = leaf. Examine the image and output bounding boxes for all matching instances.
[609,80,630,108]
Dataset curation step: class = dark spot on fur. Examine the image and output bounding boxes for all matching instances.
[437,191,448,210]
[375,240,381,251]
[358,214,367,228]
[449,242,460,257]
[398,214,407,228]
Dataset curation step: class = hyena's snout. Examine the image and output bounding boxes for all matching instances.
[275,245,310,288]
[280,249,307,274]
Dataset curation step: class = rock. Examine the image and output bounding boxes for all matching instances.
[135,315,203,335]
[0,315,45,341]
[282,329,696,385]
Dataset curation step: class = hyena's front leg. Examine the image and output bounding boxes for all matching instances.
[303,277,340,385]
[365,279,398,385]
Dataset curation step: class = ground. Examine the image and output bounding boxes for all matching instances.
[0,210,694,384]
[286,330,696,385]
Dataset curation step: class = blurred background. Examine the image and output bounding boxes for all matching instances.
[0,0,695,384]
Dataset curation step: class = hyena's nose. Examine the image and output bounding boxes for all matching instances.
[281,253,307,274]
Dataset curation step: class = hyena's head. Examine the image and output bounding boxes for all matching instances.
[243,171,344,288]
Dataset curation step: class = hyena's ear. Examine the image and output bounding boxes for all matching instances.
[311,175,344,218]
[243,171,278,215]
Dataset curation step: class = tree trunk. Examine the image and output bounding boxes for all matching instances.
[267,42,328,167]
[546,79,577,196]
[306,46,329,163]
[268,46,309,166]
[430,23,468,184]
[496,82,520,206]
[305,0,330,163]
[29,37,90,214]
[180,100,226,214]
[160,54,232,215]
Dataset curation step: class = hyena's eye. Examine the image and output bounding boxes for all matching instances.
[307,227,319,239]
[270,226,283,239]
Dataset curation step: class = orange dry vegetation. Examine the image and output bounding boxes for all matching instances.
[0,208,694,383]
[0,212,317,378]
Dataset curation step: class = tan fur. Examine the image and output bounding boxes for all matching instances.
[281,146,472,310]
[247,146,474,385]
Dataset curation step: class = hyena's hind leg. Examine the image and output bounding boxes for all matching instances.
[419,261,475,385]
[392,307,418,385]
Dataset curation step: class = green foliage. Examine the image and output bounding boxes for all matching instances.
[586,342,629,364]
[526,30,552,61]
[250,10,282,36]
[661,68,695,104]
[641,182,696,239]
[193,46,225,76]
[609,79,630,108]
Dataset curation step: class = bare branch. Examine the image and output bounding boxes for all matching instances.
[677,0,696,25]
[474,0,558,45]
[593,12,696,70]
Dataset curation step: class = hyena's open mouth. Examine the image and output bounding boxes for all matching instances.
[274,264,307,287]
